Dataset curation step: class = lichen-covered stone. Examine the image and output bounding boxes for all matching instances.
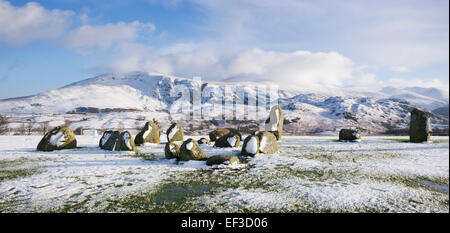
[214,134,241,148]
[209,128,241,142]
[165,141,181,159]
[241,135,260,156]
[37,126,77,151]
[409,108,432,143]
[135,121,160,145]
[166,123,184,142]
[339,129,361,142]
[206,155,239,166]
[255,131,278,154]
[197,137,211,145]
[264,105,283,141]
[116,131,137,152]
[179,138,206,161]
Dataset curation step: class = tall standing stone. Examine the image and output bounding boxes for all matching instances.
[409,108,432,143]
[265,105,283,141]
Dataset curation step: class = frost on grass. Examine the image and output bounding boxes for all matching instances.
[0,135,448,213]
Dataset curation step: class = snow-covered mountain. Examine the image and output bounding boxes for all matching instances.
[0,71,448,135]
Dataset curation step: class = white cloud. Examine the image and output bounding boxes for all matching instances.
[106,44,360,91]
[390,66,410,73]
[0,0,74,44]
[63,21,155,49]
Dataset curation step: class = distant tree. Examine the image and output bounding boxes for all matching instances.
[0,115,9,135]
[39,121,50,135]
[25,122,33,135]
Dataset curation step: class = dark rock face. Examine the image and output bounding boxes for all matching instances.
[166,123,184,142]
[37,126,77,151]
[338,129,361,141]
[410,108,432,143]
[134,121,160,145]
[179,138,207,161]
[255,131,278,154]
[209,128,241,142]
[265,105,283,141]
[214,134,241,148]
[164,141,181,159]
[197,137,211,145]
[99,130,137,153]
[241,135,260,156]
[99,131,120,150]
[206,155,239,166]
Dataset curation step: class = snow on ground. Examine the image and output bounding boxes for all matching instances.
[0,135,448,212]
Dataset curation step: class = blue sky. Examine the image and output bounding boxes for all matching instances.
[0,0,448,98]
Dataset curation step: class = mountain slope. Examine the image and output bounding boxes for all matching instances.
[0,71,448,134]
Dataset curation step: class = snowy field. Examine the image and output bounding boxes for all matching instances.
[0,135,448,213]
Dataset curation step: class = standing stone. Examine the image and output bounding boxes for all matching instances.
[116,131,137,152]
[179,138,207,161]
[339,129,361,142]
[164,141,181,159]
[265,105,283,141]
[255,131,278,154]
[214,134,241,148]
[99,130,120,150]
[206,155,240,166]
[209,128,241,142]
[166,123,184,142]
[410,108,432,143]
[135,121,160,145]
[197,137,211,145]
[241,135,260,156]
[37,126,77,151]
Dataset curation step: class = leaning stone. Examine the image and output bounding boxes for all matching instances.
[135,121,160,145]
[338,129,361,142]
[264,105,283,141]
[241,135,260,156]
[179,138,207,161]
[209,128,241,142]
[197,137,211,145]
[214,134,241,148]
[164,141,181,159]
[409,108,432,143]
[37,126,77,151]
[206,155,240,166]
[255,131,278,154]
[166,123,184,142]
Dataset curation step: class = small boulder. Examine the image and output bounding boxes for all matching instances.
[339,129,361,142]
[264,105,283,141]
[167,123,184,142]
[164,141,181,159]
[241,135,260,156]
[179,138,207,161]
[135,121,160,145]
[37,126,77,151]
[255,131,278,154]
[209,128,242,142]
[206,155,240,166]
[214,134,241,148]
[410,108,432,143]
[197,137,211,145]
[99,130,120,150]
